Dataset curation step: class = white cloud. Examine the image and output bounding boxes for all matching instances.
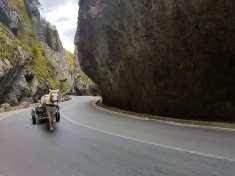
[39,0,78,52]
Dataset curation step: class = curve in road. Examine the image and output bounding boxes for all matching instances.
[0,96,234,176]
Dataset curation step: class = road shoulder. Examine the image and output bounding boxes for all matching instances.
[0,108,28,121]
[92,99,235,132]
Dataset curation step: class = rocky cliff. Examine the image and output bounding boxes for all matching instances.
[76,0,235,121]
[0,0,20,34]
[72,48,100,96]
[0,0,76,105]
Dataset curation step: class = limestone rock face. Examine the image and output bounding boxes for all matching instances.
[43,44,74,87]
[72,48,101,96]
[0,0,77,104]
[0,0,20,34]
[24,0,63,51]
[76,0,235,121]
[0,29,31,104]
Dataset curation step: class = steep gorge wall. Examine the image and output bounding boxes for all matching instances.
[76,0,235,121]
[0,0,76,104]
[0,0,20,34]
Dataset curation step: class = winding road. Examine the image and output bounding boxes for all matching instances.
[0,96,235,176]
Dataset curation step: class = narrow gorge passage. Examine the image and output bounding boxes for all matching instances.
[1,0,235,176]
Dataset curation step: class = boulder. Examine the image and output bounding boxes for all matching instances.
[0,103,10,111]
[76,0,235,121]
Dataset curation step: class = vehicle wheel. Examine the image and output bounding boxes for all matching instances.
[56,112,60,123]
[31,110,36,125]
[37,117,42,124]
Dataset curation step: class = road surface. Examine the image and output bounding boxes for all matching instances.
[0,96,235,176]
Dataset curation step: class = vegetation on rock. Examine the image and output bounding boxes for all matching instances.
[31,43,59,89]
[0,0,76,104]
[0,24,18,60]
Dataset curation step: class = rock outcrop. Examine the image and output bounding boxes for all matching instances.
[0,24,32,104]
[72,48,100,96]
[0,0,20,34]
[0,0,77,105]
[76,0,235,121]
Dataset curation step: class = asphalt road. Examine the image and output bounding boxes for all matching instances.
[0,96,235,176]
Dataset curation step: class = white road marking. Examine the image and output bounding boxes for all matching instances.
[62,113,235,163]
[91,101,235,132]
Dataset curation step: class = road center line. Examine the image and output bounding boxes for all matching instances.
[62,113,235,163]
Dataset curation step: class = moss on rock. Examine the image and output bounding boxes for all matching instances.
[0,0,75,103]
[0,24,17,60]
[9,0,31,32]
[31,42,60,89]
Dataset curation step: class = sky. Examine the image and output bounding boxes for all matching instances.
[39,0,79,52]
